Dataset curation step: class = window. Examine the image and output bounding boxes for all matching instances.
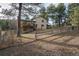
[41,24,44,27]
[34,21,36,23]
[42,20,44,22]
[36,24,37,27]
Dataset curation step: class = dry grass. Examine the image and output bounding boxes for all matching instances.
[0,30,79,56]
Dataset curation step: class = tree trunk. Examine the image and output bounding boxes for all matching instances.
[17,3,22,37]
[58,15,61,27]
[58,17,62,33]
[59,19,61,27]
[0,27,1,40]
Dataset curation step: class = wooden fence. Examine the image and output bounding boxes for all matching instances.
[0,26,78,49]
[0,28,18,49]
[35,26,79,40]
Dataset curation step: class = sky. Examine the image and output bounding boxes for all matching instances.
[0,3,11,19]
[0,3,68,25]
[0,3,50,19]
[0,3,59,12]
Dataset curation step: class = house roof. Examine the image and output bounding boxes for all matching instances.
[21,20,35,22]
[31,16,46,21]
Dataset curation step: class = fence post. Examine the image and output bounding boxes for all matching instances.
[35,28,37,40]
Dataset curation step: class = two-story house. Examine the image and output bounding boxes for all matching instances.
[34,17,47,30]
[20,17,47,33]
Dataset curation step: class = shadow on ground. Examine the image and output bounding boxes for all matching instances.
[0,31,79,55]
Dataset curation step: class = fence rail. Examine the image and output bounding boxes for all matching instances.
[0,29,18,49]
[0,26,79,50]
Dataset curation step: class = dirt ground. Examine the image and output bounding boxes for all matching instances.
[0,31,79,56]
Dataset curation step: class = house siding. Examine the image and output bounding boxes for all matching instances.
[35,17,47,30]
